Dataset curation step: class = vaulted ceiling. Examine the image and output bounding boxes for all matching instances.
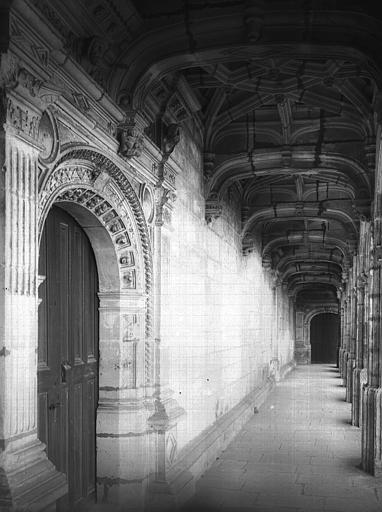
[30,0,382,304]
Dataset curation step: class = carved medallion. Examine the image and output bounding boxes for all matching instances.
[38,111,58,163]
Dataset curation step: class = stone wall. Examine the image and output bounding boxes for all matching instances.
[161,130,295,454]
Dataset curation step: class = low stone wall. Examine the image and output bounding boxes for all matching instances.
[166,360,296,508]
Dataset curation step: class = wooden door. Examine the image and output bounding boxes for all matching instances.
[38,206,99,508]
[310,313,339,363]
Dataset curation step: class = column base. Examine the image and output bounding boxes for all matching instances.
[0,435,67,511]
[145,480,177,512]
[96,398,152,510]
[361,385,382,476]
[294,346,311,365]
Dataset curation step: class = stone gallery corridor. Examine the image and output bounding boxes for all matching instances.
[183,365,381,512]
[2,1,382,511]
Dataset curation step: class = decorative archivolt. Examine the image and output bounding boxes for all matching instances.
[38,149,154,384]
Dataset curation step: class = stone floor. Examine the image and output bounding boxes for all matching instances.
[182,364,382,512]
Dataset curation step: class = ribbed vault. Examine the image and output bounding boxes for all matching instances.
[52,0,382,305]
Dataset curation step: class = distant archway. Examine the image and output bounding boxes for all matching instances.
[310,313,340,364]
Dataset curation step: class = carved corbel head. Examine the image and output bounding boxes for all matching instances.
[162,123,181,159]
[205,192,222,224]
[262,253,272,270]
[117,111,144,159]
[204,152,215,181]
[85,37,109,66]
[244,0,265,43]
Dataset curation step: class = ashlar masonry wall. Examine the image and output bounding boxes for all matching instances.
[160,131,295,456]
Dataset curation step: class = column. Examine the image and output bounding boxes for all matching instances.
[341,293,350,382]
[352,275,366,426]
[362,126,382,476]
[0,89,67,508]
[362,238,382,475]
[346,270,357,403]
[338,292,345,372]
[270,277,281,381]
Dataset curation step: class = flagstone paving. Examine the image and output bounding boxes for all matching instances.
[182,364,381,512]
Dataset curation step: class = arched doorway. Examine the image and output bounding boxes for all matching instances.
[37,205,99,509]
[310,313,339,364]
[37,154,154,508]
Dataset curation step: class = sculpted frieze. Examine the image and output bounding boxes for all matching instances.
[6,97,40,141]
[55,186,138,290]
[39,166,97,218]
[18,68,43,97]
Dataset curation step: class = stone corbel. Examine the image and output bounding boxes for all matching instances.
[295,201,304,216]
[117,110,145,159]
[162,123,181,161]
[167,92,189,123]
[364,136,376,171]
[244,0,265,43]
[242,232,256,255]
[281,145,292,167]
[205,193,222,224]
[203,152,215,181]
[262,253,272,270]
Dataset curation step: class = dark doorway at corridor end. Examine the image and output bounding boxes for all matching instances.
[310,313,340,364]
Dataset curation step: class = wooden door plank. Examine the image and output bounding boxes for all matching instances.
[38,206,98,508]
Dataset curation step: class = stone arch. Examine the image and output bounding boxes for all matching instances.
[305,307,339,329]
[38,147,154,385]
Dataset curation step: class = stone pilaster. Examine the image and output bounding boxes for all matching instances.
[346,280,357,403]
[96,291,150,509]
[294,309,310,364]
[341,295,350,382]
[362,241,382,475]
[352,275,366,426]
[338,298,345,372]
[361,127,382,475]
[145,157,185,512]
[0,89,67,509]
